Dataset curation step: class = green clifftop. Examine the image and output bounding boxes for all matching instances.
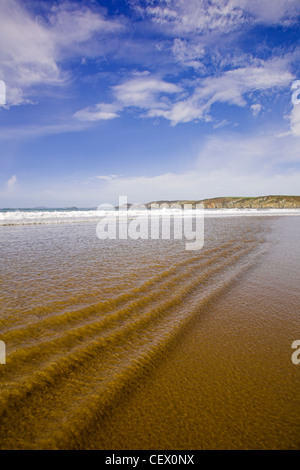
[146,195,300,209]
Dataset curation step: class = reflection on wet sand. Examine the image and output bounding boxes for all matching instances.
[0,217,299,449]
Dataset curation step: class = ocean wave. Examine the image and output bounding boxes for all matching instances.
[1,208,300,226]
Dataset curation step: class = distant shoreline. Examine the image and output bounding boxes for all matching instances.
[145,195,300,209]
[1,195,300,211]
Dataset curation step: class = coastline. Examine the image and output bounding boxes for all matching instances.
[1,207,300,227]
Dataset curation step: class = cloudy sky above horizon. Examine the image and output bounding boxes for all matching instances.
[1,0,300,207]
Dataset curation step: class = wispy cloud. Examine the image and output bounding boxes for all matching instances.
[0,121,90,141]
[251,103,263,117]
[156,57,293,124]
[171,38,205,69]
[132,0,300,34]
[83,174,119,184]
[1,0,300,208]
[74,74,182,121]
[0,0,124,105]
[113,75,182,108]
[6,175,17,191]
[79,57,293,125]
[132,0,245,34]
[74,104,120,122]
[96,175,118,180]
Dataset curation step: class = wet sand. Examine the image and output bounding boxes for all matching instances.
[89,217,300,450]
[0,216,299,449]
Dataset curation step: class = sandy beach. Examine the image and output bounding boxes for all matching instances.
[0,214,299,449]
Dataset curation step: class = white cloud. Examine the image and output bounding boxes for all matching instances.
[171,38,205,69]
[113,76,182,108]
[96,175,118,180]
[74,57,293,125]
[149,58,293,124]
[6,175,17,191]
[251,103,263,117]
[0,121,90,141]
[74,75,182,121]
[81,165,300,205]
[232,0,300,25]
[48,3,121,51]
[138,0,245,33]
[83,174,119,185]
[195,132,300,171]
[134,0,300,34]
[74,103,120,122]
[0,0,123,105]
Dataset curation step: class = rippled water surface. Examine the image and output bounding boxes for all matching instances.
[0,216,299,449]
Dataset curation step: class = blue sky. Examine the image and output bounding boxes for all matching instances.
[0,0,300,207]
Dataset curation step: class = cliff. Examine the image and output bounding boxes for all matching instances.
[145,195,300,209]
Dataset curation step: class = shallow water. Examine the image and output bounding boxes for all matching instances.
[0,216,299,449]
